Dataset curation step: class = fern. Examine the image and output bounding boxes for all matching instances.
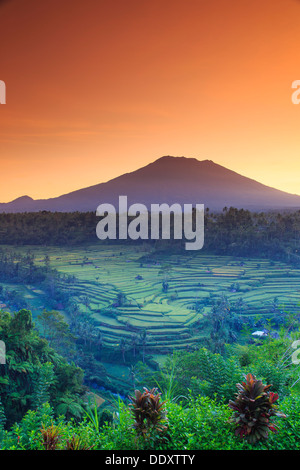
[190,348,243,401]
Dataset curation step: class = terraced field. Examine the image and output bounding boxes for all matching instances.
[3,244,300,354]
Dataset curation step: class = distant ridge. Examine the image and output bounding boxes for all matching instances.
[0,156,300,213]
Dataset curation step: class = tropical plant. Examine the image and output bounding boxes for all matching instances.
[228,373,286,444]
[65,435,94,450]
[0,308,86,427]
[83,402,99,431]
[40,424,61,450]
[31,362,55,409]
[0,397,6,431]
[55,395,84,421]
[128,387,168,440]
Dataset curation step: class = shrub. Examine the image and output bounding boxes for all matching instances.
[0,403,97,450]
[129,388,168,442]
[99,409,114,428]
[165,396,242,450]
[40,424,61,450]
[3,402,55,450]
[65,435,94,450]
[228,373,286,444]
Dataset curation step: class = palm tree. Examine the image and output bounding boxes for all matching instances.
[139,329,148,363]
[43,255,50,271]
[119,338,127,364]
[96,330,103,359]
[81,295,91,314]
[69,302,81,328]
[128,364,137,389]
[80,320,95,349]
[130,334,139,358]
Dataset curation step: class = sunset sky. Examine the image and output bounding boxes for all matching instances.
[1,0,300,202]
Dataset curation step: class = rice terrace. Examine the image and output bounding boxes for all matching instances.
[1,206,300,450]
[2,243,300,356]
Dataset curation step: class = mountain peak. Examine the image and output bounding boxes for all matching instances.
[138,155,218,177]
[0,156,300,213]
[153,155,214,164]
[10,195,34,203]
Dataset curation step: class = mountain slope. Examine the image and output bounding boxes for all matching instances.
[1,156,300,212]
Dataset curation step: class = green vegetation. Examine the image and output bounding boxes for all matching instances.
[0,208,300,265]
[1,244,300,358]
[0,309,86,428]
[0,314,300,450]
[128,387,168,442]
[228,373,286,444]
[0,207,300,450]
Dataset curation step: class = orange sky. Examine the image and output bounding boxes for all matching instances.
[1,0,300,202]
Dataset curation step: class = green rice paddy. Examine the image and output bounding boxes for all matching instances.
[1,244,299,353]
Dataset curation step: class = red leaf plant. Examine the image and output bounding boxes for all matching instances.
[228,373,286,444]
[129,387,168,439]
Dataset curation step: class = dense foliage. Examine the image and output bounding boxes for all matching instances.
[0,309,86,427]
[1,389,300,451]
[1,315,300,450]
[0,206,300,450]
[0,208,299,266]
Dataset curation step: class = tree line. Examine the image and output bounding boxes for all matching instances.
[0,208,299,265]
